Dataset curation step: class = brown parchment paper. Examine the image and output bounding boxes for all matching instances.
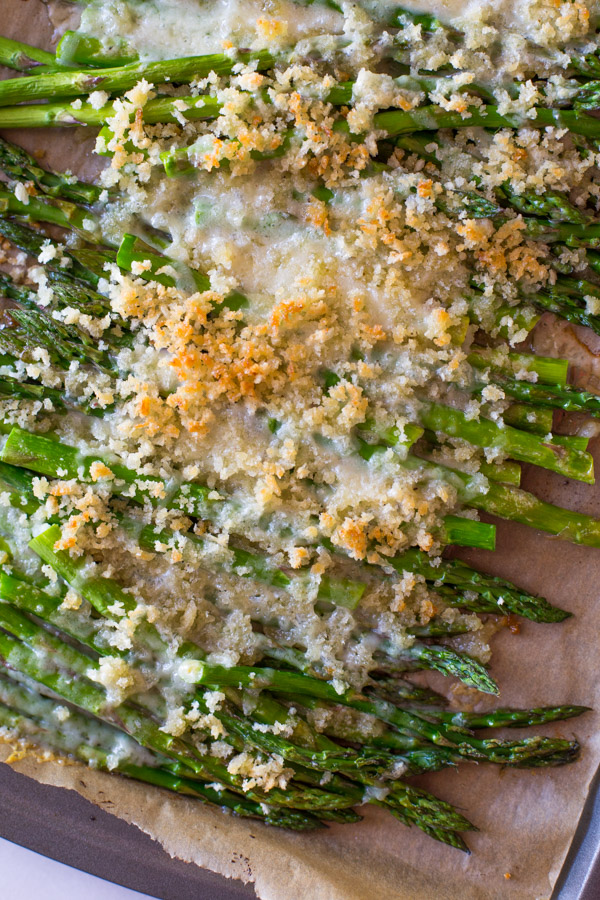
[3,2,600,897]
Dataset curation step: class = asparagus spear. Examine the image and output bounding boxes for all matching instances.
[328,366,591,486]
[0,270,116,324]
[467,349,569,386]
[438,514,496,550]
[397,135,594,225]
[55,31,139,68]
[0,567,411,780]
[425,704,591,730]
[502,404,554,435]
[295,691,588,744]
[2,216,597,557]
[0,299,117,375]
[406,454,600,545]
[0,573,479,839]
[0,51,276,105]
[0,187,102,239]
[0,20,593,850]
[0,218,115,288]
[28,519,496,694]
[383,642,498,693]
[29,517,364,645]
[497,182,591,225]
[494,379,600,416]
[0,590,376,804]
[0,685,325,829]
[0,571,125,658]
[386,549,570,622]
[1,91,600,142]
[522,218,600,248]
[0,372,105,417]
[416,402,594,484]
[0,626,363,811]
[0,422,576,618]
[179,660,580,764]
[0,95,221,129]
[0,426,483,598]
[0,36,55,71]
[0,135,104,205]
[0,563,488,801]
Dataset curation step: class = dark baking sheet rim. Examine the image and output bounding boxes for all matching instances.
[1,760,599,900]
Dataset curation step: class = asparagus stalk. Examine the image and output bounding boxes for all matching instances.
[0,424,573,620]
[0,218,115,288]
[0,586,377,804]
[0,51,276,105]
[0,23,592,850]
[0,426,481,603]
[342,104,600,140]
[519,288,600,334]
[497,182,591,225]
[0,36,55,71]
[522,218,600,248]
[0,372,105,417]
[404,454,600,545]
[0,571,123,658]
[298,690,588,745]
[438,514,496,550]
[352,429,600,546]
[0,270,128,340]
[0,188,102,239]
[1,92,600,142]
[0,425,219,514]
[55,31,139,68]
[586,249,600,275]
[0,135,103,205]
[29,518,364,642]
[0,567,405,780]
[427,704,591,730]
[501,404,554,435]
[385,642,498,693]
[494,379,600,416]
[179,660,580,765]
[457,470,600,543]
[468,349,569,386]
[0,95,222,129]
[29,521,494,694]
[0,573,479,839]
[0,626,363,811]
[387,549,570,622]
[416,402,594,484]
[397,135,593,225]
[0,300,117,375]
[0,460,44,515]
[0,565,482,811]
[0,687,325,829]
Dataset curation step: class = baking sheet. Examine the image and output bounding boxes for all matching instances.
[3,2,600,898]
[0,763,257,900]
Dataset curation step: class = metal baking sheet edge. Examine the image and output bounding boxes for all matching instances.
[554,765,600,899]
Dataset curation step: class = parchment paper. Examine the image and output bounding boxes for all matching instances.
[2,2,600,897]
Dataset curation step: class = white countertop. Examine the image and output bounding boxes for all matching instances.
[0,836,159,900]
